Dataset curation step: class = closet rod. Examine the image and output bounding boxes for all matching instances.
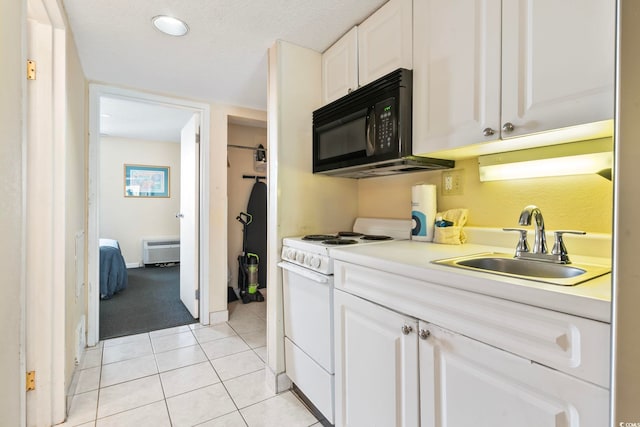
[227,144,266,152]
[243,175,266,181]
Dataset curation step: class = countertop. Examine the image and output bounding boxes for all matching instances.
[331,239,612,323]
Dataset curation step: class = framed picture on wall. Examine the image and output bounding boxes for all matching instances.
[124,164,170,198]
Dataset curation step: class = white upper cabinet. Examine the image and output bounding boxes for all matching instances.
[321,0,413,105]
[501,0,615,139]
[412,0,502,155]
[322,27,358,105]
[357,0,413,87]
[413,0,615,156]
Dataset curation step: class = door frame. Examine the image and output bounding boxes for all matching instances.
[25,0,67,423]
[87,84,211,346]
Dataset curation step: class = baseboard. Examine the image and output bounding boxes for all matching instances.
[209,309,229,325]
[66,348,85,414]
[265,366,292,394]
[126,262,141,269]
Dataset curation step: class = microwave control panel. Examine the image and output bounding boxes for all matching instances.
[374,97,396,153]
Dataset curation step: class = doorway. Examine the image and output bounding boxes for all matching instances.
[226,118,268,298]
[87,85,211,346]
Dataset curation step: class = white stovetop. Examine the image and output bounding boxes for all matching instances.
[330,230,612,323]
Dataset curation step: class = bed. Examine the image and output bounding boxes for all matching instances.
[99,238,128,299]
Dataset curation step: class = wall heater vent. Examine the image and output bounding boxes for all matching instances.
[143,239,180,265]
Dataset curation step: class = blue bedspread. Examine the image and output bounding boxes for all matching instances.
[100,245,128,299]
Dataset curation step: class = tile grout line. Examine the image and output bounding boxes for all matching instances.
[71,299,317,427]
[195,322,245,426]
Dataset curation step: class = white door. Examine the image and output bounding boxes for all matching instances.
[501,0,615,139]
[334,289,419,427]
[418,321,609,427]
[179,114,199,318]
[357,0,413,86]
[412,0,501,155]
[26,0,67,423]
[322,26,359,104]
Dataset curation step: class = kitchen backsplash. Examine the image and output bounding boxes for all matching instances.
[358,156,613,234]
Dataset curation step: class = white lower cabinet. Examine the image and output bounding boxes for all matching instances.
[419,321,609,427]
[334,286,609,427]
[334,289,419,427]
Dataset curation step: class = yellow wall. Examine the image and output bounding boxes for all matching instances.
[358,155,613,233]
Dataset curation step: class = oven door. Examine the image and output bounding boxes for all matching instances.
[278,261,334,373]
[279,261,336,423]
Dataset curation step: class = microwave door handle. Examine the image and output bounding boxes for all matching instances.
[366,107,375,156]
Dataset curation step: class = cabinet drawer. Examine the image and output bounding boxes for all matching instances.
[334,260,610,388]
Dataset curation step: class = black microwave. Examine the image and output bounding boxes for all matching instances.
[312,68,453,178]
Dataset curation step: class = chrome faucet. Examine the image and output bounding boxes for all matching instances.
[505,205,587,264]
[518,205,547,254]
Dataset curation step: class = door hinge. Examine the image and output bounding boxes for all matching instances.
[26,60,36,80]
[195,289,200,300]
[26,371,36,391]
[195,132,201,144]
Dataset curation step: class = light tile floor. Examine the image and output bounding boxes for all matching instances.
[58,297,321,427]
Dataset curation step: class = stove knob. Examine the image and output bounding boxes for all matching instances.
[309,256,321,269]
[287,249,297,260]
[296,252,305,263]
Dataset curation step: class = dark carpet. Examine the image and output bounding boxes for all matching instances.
[100,265,197,340]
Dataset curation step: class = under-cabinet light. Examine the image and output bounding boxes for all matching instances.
[478,138,613,182]
[152,15,189,37]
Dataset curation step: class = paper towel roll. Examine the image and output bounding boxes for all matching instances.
[411,184,437,241]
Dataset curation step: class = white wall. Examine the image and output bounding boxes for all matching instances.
[99,136,181,265]
[612,0,640,421]
[266,40,359,391]
[64,25,88,405]
[0,0,25,424]
[227,124,267,290]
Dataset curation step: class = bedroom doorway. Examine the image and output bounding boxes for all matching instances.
[87,85,211,345]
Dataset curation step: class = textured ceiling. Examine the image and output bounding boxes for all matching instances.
[62,0,388,111]
[100,97,197,142]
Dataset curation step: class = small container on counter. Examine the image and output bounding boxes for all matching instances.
[411,184,437,242]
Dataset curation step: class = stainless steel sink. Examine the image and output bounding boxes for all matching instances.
[432,252,611,286]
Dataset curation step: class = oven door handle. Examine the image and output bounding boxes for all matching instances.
[278,261,330,284]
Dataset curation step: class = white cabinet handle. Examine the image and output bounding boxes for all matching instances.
[401,324,413,335]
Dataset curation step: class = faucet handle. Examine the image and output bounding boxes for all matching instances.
[503,228,530,255]
[551,230,586,262]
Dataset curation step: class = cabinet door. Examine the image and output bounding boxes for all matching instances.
[412,0,501,155]
[419,321,609,427]
[334,289,419,427]
[358,0,413,86]
[501,0,615,139]
[322,26,359,104]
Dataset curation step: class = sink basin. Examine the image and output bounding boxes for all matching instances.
[432,252,611,286]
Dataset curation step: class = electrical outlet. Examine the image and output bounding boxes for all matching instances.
[441,170,464,196]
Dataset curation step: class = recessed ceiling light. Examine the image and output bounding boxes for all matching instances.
[152,15,189,37]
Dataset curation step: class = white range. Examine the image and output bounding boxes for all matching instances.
[278,218,411,423]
